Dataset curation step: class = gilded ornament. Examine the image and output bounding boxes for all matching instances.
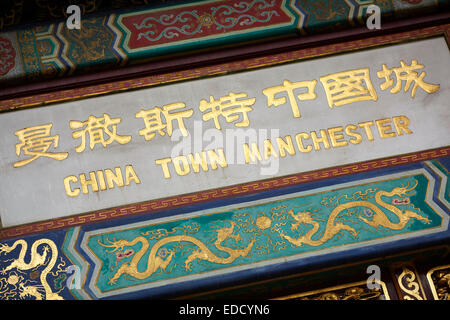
[256,215,271,230]
[278,180,428,247]
[98,221,255,285]
[427,266,450,300]
[7,274,19,285]
[0,238,64,300]
[274,281,387,300]
[397,266,424,300]
[198,13,215,27]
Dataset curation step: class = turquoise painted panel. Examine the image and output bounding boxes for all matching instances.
[86,173,443,293]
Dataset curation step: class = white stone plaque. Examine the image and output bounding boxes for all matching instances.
[0,37,449,227]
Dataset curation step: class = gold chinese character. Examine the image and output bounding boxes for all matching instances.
[262,80,317,118]
[199,92,255,130]
[70,113,131,152]
[377,60,440,98]
[14,124,68,168]
[320,68,378,108]
[135,102,193,141]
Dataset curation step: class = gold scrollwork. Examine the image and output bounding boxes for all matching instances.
[396,265,425,300]
[0,0,22,30]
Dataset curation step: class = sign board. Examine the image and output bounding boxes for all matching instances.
[0,36,449,227]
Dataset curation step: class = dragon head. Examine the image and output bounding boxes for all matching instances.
[391,180,418,197]
[42,245,50,254]
[97,238,129,253]
[288,209,313,223]
[0,243,12,254]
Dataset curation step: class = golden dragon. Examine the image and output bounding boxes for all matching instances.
[279,180,431,247]
[0,238,63,300]
[98,221,255,285]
